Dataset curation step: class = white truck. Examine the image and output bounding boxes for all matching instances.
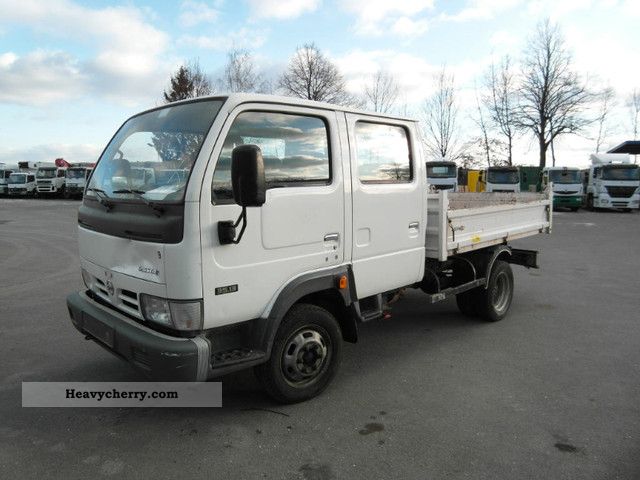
[7,172,37,196]
[541,166,583,211]
[479,166,521,193]
[36,163,68,196]
[0,164,18,196]
[65,166,93,198]
[426,160,458,191]
[585,154,640,211]
[66,94,551,403]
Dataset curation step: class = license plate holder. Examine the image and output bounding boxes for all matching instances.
[83,314,115,348]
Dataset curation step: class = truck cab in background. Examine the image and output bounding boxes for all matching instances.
[65,166,93,198]
[0,166,17,196]
[542,166,583,211]
[426,160,458,191]
[36,164,68,196]
[586,154,640,211]
[479,166,521,193]
[7,172,37,196]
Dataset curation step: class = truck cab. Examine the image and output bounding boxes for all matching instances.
[36,165,68,196]
[8,172,37,196]
[586,154,640,211]
[479,166,520,193]
[542,166,583,211]
[426,160,458,191]
[66,94,550,403]
[0,168,16,195]
[65,166,93,198]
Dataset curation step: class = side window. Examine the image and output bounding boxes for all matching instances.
[28,175,35,182]
[212,111,331,203]
[58,170,65,178]
[355,121,411,183]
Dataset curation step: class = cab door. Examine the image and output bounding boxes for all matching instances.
[345,115,424,298]
[199,104,345,328]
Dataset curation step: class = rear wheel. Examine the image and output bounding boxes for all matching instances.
[255,304,342,404]
[476,260,514,322]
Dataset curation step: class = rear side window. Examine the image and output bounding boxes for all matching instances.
[212,111,331,203]
[355,122,411,183]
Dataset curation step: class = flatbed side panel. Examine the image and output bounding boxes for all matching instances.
[425,190,552,260]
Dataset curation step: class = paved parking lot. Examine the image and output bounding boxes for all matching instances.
[0,199,639,479]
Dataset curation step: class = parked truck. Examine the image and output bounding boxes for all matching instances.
[7,172,37,196]
[65,165,93,198]
[66,94,552,403]
[426,160,458,191]
[541,166,583,211]
[0,164,18,196]
[36,163,67,196]
[585,154,640,211]
[478,166,521,193]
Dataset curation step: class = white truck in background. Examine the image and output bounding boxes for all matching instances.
[65,165,93,198]
[66,94,551,403]
[0,164,18,196]
[478,166,521,193]
[7,172,37,196]
[426,160,458,191]
[585,154,640,211]
[36,163,68,196]
[541,166,583,211]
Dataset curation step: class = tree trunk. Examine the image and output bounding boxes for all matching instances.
[538,135,546,168]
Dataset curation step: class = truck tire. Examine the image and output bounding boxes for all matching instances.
[570,207,579,212]
[456,289,481,317]
[586,194,594,211]
[476,260,514,322]
[255,303,342,404]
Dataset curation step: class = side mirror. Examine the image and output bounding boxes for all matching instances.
[231,145,266,207]
[218,145,266,245]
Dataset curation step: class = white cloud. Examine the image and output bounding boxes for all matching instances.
[180,1,220,27]
[391,17,429,37]
[341,0,434,36]
[179,27,268,51]
[0,50,87,106]
[0,0,169,105]
[246,0,320,19]
[442,0,522,22]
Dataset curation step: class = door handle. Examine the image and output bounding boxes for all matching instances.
[408,222,419,230]
[324,233,340,242]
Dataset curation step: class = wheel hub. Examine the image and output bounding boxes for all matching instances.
[282,328,328,383]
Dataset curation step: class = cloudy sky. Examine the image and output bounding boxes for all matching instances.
[1,0,639,168]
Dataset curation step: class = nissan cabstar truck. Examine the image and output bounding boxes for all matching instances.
[66,94,552,403]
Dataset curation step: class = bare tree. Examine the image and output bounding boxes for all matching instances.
[219,49,267,93]
[627,88,640,140]
[279,43,353,105]
[163,59,213,104]
[518,20,592,168]
[421,67,459,160]
[474,88,492,166]
[594,86,616,153]
[364,69,399,113]
[484,56,518,165]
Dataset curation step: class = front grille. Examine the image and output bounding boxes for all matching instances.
[37,180,52,185]
[556,190,579,195]
[89,274,142,318]
[432,184,455,190]
[606,186,636,198]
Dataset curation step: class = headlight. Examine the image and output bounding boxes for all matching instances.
[140,294,203,331]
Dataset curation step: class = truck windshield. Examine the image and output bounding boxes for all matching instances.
[427,164,456,178]
[87,99,223,203]
[9,174,26,184]
[550,170,581,184]
[488,169,519,184]
[37,169,56,178]
[67,169,86,179]
[602,165,640,181]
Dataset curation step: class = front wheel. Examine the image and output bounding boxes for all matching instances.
[586,194,594,211]
[476,260,514,322]
[255,304,342,403]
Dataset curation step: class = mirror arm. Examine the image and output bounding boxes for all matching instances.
[217,207,247,245]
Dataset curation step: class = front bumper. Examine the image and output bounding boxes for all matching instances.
[67,291,210,381]
[8,188,29,195]
[553,195,582,208]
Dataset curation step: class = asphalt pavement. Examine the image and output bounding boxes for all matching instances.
[0,198,639,479]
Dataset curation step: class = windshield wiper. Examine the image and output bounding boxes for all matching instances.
[112,188,165,216]
[86,187,114,211]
